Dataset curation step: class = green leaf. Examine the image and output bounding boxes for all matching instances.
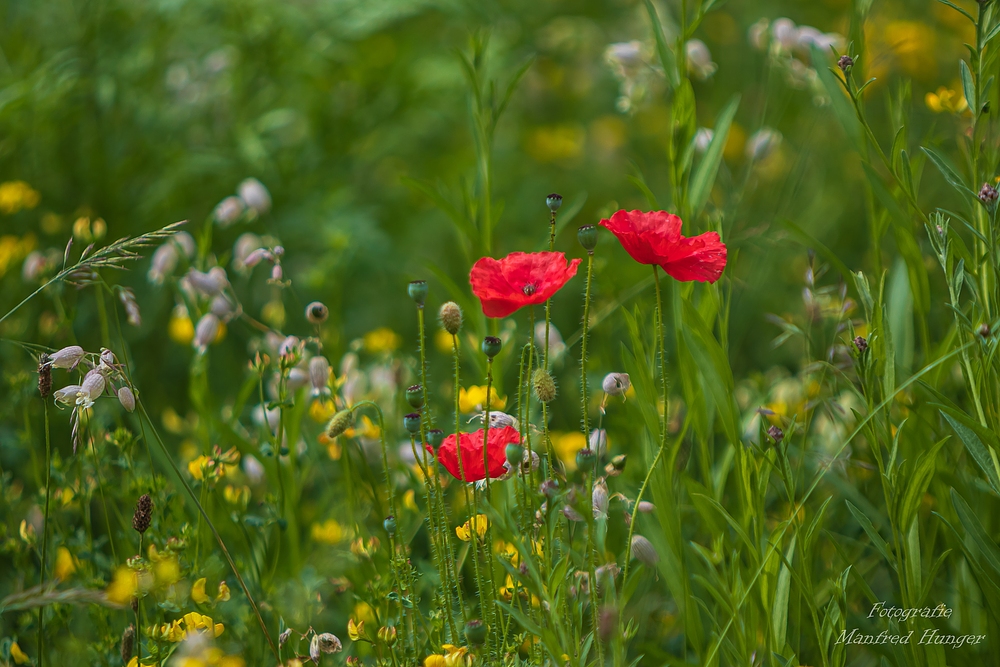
[771,536,796,651]
[921,146,974,198]
[939,409,1000,494]
[846,500,894,569]
[681,299,741,446]
[951,489,1000,578]
[960,60,976,112]
[643,0,680,89]
[689,95,740,217]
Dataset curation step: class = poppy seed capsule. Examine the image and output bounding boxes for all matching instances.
[384,515,397,537]
[506,442,524,467]
[576,448,597,471]
[306,301,329,324]
[403,412,422,434]
[427,428,445,448]
[327,409,354,438]
[630,535,659,565]
[133,494,153,534]
[482,335,502,359]
[578,224,598,252]
[546,193,563,212]
[405,384,424,409]
[464,619,487,646]
[532,368,556,403]
[408,280,428,307]
[439,301,463,335]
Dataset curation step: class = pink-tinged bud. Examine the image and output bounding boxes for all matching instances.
[194,313,221,352]
[637,501,655,513]
[47,345,85,370]
[238,178,271,215]
[279,336,300,358]
[173,231,197,258]
[213,195,246,227]
[589,428,607,456]
[309,356,330,395]
[54,385,83,405]
[233,233,263,268]
[562,505,585,522]
[593,479,609,518]
[187,267,229,296]
[243,248,272,269]
[118,386,136,412]
[270,264,283,282]
[100,348,117,367]
[630,535,659,565]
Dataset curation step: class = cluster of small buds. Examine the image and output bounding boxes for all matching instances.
[979,182,998,204]
[47,346,136,414]
[837,55,854,72]
[853,335,868,353]
[767,424,784,444]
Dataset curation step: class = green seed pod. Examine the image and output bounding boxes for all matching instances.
[327,409,354,439]
[405,384,424,409]
[403,412,421,434]
[464,619,487,646]
[408,280,428,307]
[383,515,397,537]
[532,368,556,403]
[482,335,502,359]
[506,442,524,467]
[577,224,598,252]
[576,448,597,471]
[427,428,445,448]
[546,193,563,212]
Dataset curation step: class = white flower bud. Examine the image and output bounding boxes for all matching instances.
[630,535,659,565]
[685,39,717,80]
[100,348,116,367]
[47,345,85,370]
[238,178,271,215]
[243,248,272,269]
[173,231,196,258]
[270,264,283,282]
[148,243,178,284]
[309,356,330,396]
[79,369,106,407]
[694,128,714,153]
[593,479,609,519]
[193,313,220,352]
[746,129,782,161]
[213,195,245,227]
[210,294,235,319]
[233,233,263,270]
[602,373,630,396]
[309,635,321,664]
[589,429,607,457]
[186,267,229,296]
[118,386,136,412]
[637,501,655,513]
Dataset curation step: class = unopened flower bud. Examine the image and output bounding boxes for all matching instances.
[279,629,292,647]
[767,424,784,443]
[270,264,283,282]
[327,410,354,438]
[377,626,397,647]
[405,384,424,409]
[540,479,559,498]
[194,313,221,352]
[593,479,609,518]
[213,196,245,226]
[306,301,329,324]
[637,501,655,513]
[578,224,598,252]
[309,635,322,664]
[118,386,136,412]
[837,55,853,72]
[980,183,999,204]
[81,368,106,401]
[384,515,397,537]
[589,429,607,456]
[238,178,271,215]
[47,345,85,370]
[630,535,659,565]
[408,280,428,307]
[546,193,563,212]
[243,248,272,268]
[532,368,556,403]
[853,336,868,353]
[464,619,487,646]
[602,372,630,396]
[187,267,229,296]
[309,356,330,395]
[439,301,463,335]
[482,336,502,359]
[403,412,421,434]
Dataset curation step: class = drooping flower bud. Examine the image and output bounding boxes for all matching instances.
[630,535,659,565]
[407,280,428,307]
[53,385,83,405]
[593,479,609,518]
[238,178,272,216]
[532,368,556,403]
[439,301,463,335]
[578,224,598,252]
[47,345,85,370]
[327,410,354,438]
[482,336,502,359]
[81,369,106,403]
[602,372,630,396]
[186,267,229,296]
[213,195,246,227]
[589,428,607,457]
[118,386,136,412]
[193,313,221,352]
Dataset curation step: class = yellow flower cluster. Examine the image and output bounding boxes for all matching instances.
[311,519,348,544]
[423,644,473,667]
[191,577,230,604]
[458,385,506,413]
[150,612,225,642]
[455,515,488,542]
[363,327,401,353]
[0,181,40,214]
[925,86,968,114]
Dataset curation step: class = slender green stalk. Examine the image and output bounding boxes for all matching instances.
[38,399,51,667]
[580,252,594,439]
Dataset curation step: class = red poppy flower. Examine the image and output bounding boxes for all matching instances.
[598,210,727,283]
[428,426,520,482]
[470,252,582,318]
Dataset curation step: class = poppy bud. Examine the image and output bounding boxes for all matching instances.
[532,368,556,403]
[576,448,597,471]
[464,619,487,646]
[593,479,608,518]
[384,515,397,537]
[427,429,445,448]
[767,425,784,443]
[546,193,563,212]
[403,412,422,434]
[439,301,463,335]
[482,335,502,359]
[133,494,153,534]
[837,55,853,72]
[118,386,136,412]
[853,336,868,353]
[327,409,354,438]
[306,301,329,324]
[405,384,424,409]
[630,535,659,565]
[602,372,630,395]
[578,224,598,252]
[408,280,428,307]
[506,442,524,466]
[979,323,991,338]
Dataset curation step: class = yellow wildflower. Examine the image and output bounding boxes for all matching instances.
[344,415,380,440]
[10,641,29,665]
[363,327,401,353]
[0,181,40,214]
[310,397,336,422]
[551,431,587,470]
[106,567,139,605]
[458,385,506,413]
[925,86,968,114]
[403,489,418,512]
[216,581,230,602]
[223,485,250,509]
[311,519,347,544]
[884,21,936,80]
[54,546,77,580]
[441,644,472,667]
[19,519,36,545]
[348,618,365,642]
[455,515,489,542]
[354,601,376,624]
[192,577,209,604]
[169,306,196,345]
[188,455,210,480]
[424,656,447,667]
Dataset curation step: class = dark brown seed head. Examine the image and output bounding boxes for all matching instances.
[121,624,135,663]
[132,494,153,534]
[38,354,52,398]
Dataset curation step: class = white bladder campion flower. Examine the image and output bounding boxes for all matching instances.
[47,345,85,370]
[746,128,782,161]
[685,40,717,80]
[238,178,271,216]
[193,313,221,352]
[54,385,84,405]
[186,267,229,296]
[213,195,245,227]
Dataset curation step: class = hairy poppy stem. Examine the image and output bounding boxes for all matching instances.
[39,398,51,667]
